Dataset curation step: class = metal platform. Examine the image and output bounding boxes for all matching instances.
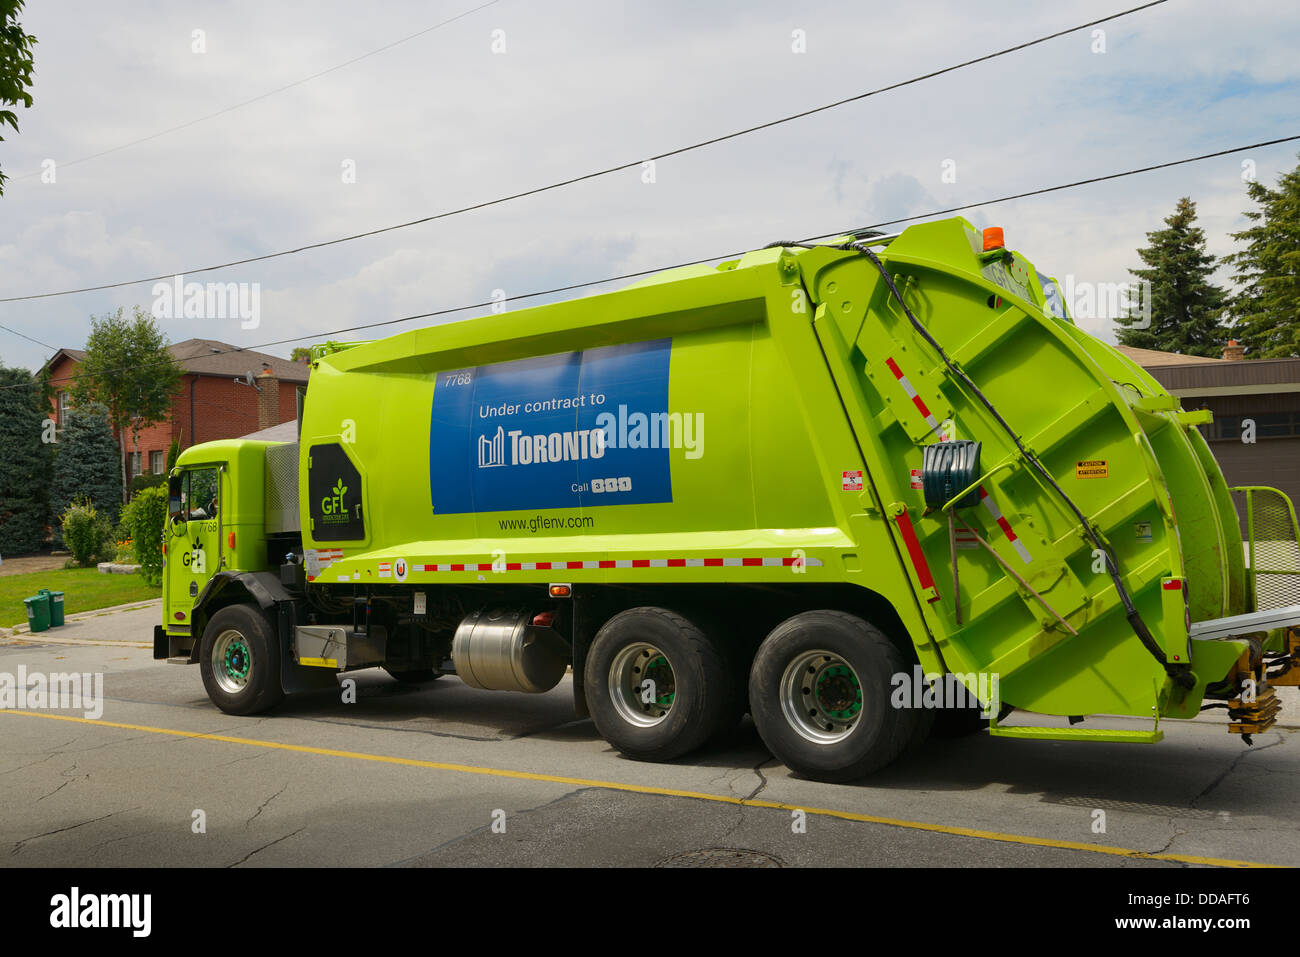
[1188,603,1300,640]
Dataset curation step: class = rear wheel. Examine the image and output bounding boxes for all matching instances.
[199,604,284,715]
[749,610,920,782]
[585,607,730,762]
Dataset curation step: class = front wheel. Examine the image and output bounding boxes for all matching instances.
[199,604,284,715]
[748,610,920,782]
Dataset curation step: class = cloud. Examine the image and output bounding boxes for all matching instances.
[0,0,1296,370]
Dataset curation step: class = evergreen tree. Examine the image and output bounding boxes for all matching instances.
[1224,154,1300,358]
[1117,197,1228,356]
[50,401,122,533]
[0,364,52,554]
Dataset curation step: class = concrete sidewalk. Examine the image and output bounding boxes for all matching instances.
[0,598,158,648]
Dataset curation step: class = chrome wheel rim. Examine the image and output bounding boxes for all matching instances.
[609,642,676,728]
[780,650,863,743]
[212,628,253,695]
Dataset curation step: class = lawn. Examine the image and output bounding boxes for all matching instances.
[1,566,160,629]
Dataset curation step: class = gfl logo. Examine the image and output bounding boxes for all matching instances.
[321,479,349,516]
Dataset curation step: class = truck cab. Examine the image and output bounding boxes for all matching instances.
[156,440,282,662]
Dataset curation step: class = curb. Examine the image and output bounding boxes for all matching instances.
[4,598,161,645]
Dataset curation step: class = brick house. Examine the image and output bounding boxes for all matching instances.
[1117,340,1300,533]
[43,338,309,482]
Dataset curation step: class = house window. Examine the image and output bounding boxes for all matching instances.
[57,392,70,428]
[129,452,142,479]
[150,451,165,474]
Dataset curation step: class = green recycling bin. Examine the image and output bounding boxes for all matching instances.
[39,588,65,627]
[24,594,50,633]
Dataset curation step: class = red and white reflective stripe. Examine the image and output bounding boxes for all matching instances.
[978,487,1032,564]
[417,556,823,572]
[893,509,940,602]
[313,548,344,566]
[885,356,945,439]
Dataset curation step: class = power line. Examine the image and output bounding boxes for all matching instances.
[0,0,1171,304]
[13,131,1297,391]
[827,134,1300,235]
[0,322,57,351]
[7,1,501,183]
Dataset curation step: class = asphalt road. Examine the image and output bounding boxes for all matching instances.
[1,602,1297,868]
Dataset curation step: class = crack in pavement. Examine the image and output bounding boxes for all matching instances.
[1150,815,1186,860]
[9,806,141,856]
[34,777,77,803]
[228,827,306,867]
[386,787,594,866]
[86,831,147,858]
[0,751,63,775]
[743,758,772,802]
[509,718,594,741]
[246,782,289,828]
[718,757,775,844]
[212,750,268,769]
[1191,734,1284,808]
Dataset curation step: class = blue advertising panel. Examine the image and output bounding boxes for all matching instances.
[429,339,673,514]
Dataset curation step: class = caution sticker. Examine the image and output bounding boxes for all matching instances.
[909,468,924,490]
[842,470,864,492]
[1076,460,1108,479]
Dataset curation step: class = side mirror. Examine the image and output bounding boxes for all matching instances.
[168,474,184,530]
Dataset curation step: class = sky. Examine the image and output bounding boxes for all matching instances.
[1,0,1298,374]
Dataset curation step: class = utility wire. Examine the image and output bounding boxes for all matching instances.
[7,1,501,183]
[0,0,1171,304]
[11,131,1298,390]
[0,322,57,351]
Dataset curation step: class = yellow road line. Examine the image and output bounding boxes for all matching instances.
[0,709,1277,868]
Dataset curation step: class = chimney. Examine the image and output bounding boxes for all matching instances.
[256,363,280,429]
[1222,339,1245,361]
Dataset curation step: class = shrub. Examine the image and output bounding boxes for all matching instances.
[61,500,106,567]
[129,472,167,497]
[90,516,117,564]
[121,485,167,587]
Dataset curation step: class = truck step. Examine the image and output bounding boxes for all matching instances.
[988,725,1163,744]
[166,656,195,665]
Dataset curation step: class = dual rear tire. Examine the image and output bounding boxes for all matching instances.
[585,606,926,781]
[584,607,743,762]
[748,611,925,782]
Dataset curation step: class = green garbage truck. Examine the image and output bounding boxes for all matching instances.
[154,216,1300,781]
